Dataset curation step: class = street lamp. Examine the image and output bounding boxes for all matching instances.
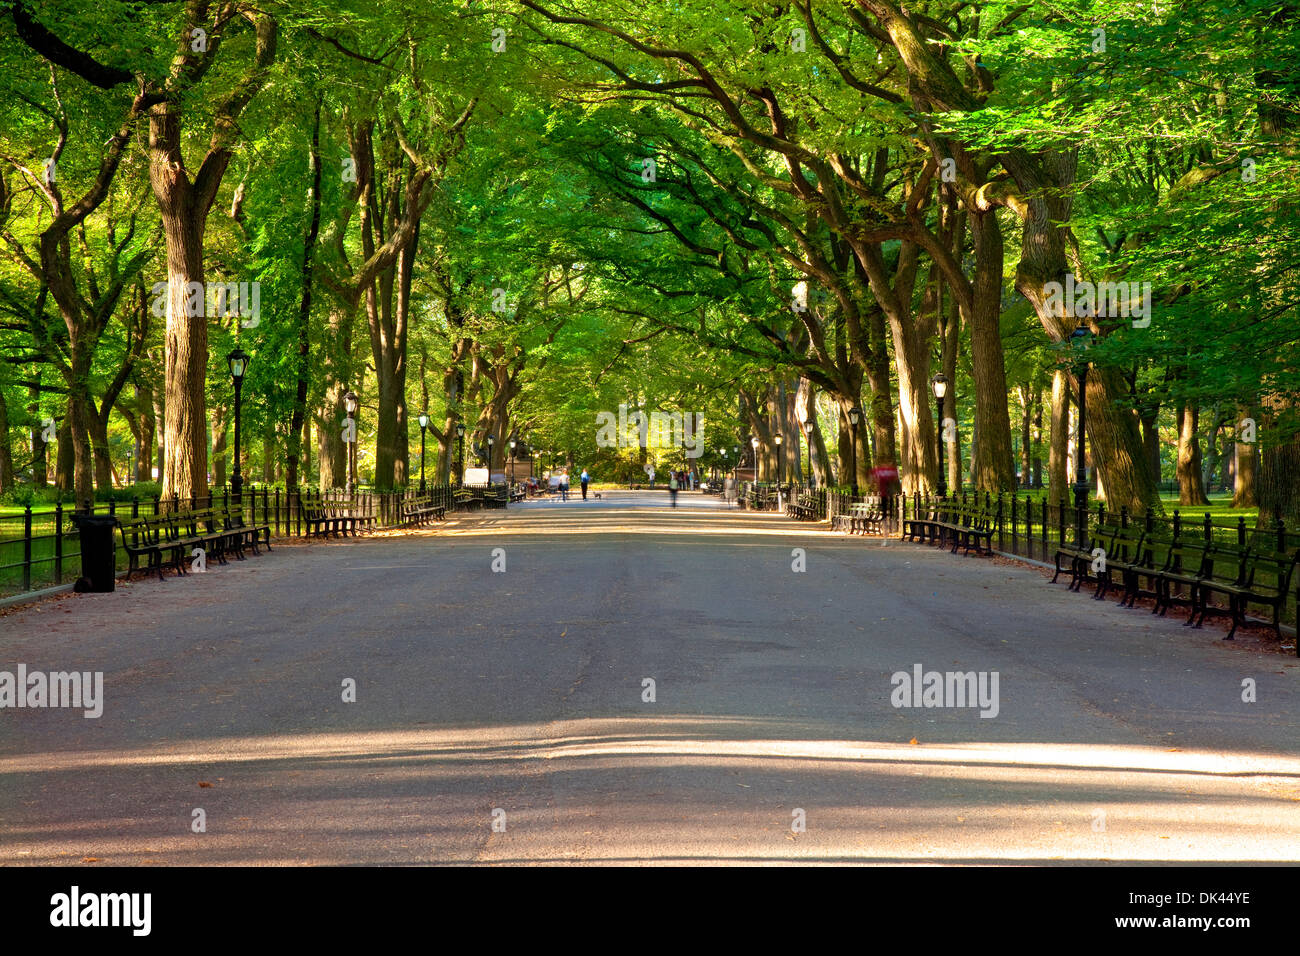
[1069,321,1094,548]
[847,406,861,497]
[486,433,495,470]
[227,348,249,502]
[802,419,814,490]
[931,373,949,499]
[509,438,517,486]
[417,412,429,494]
[343,390,358,496]
[455,422,465,486]
[750,435,760,483]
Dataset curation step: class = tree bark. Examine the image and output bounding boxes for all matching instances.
[285,103,322,492]
[1049,366,1069,501]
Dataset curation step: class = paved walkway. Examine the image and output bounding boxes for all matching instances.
[1,490,1297,863]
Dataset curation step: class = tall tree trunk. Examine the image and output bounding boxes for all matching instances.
[1019,388,1032,489]
[153,204,210,502]
[286,104,322,492]
[136,382,155,482]
[967,209,1017,491]
[211,403,227,489]
[86,407,113,492]
[1139,399,1161,488]
[1048,366,1069,502]
[1031,392,1043,488]
[1233,404,1259,507]
[0,387,13,493]
[1176,401,1210,506]
[55,417,74,495]
[29,378,47,487]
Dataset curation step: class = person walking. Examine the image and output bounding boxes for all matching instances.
[580,469,590,500]
[668,472,679,507]
[559,473,569,501]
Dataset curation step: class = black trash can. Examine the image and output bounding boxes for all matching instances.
[73,514,117,593]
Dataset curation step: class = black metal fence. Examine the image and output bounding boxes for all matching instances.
[852,491,1300,628]
[0,483,456,599]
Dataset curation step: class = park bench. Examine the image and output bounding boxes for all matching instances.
[943,501,997,556]
[401,496,445,527]
[1197,546,1300,642]
[1089,523,1145,602]
[833,500,888,535]
[117,506,270,581]
[1188,542,1255,638]
[903,498,948,545]
[1052,520,1108,592]
[327,499,375,535]
[225,504,271,555]
[509,486,527,503]
[1152,535,1214,621]
[787,494,818,520]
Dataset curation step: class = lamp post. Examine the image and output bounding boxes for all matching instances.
[343,390,358,497]
[227,348,249,503]
[931,373,949,499]
[509,438,517,486]
[486,433,495,471]
[1069,322,1094,548]
[455,423,465,486]
[750,435,760,484]
[417,412,429,493]
[802,419,814,490]
[847,406,861,497]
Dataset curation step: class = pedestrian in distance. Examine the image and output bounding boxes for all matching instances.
[669,473,679,507]
[560,473,569,501]
[580,469,590,500]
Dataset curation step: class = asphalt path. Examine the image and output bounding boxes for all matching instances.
[1,489,1298,864]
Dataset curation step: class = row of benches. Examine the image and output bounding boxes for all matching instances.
[118,506,271,581]
[1053,523,1300,641]
[401,496,447,526]
[902,500,996,555]
[455,486,509,510]
[831,500,892,535]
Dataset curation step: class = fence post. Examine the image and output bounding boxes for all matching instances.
[1203,512,1213,543]
[275,488,281,538]
[1172,509,1181,540]
[22,505,32,592]
[54,500,64,584]
[1238,516,1247,548]
[1277,518,1286,553]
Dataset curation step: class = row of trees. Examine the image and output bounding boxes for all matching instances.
[1,1,1297,521]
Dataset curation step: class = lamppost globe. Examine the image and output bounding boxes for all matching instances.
[455,423,465,438]
[227,348,249,382]
[344,391,358,415]
[931,372,948,400]
[418,413,429,429]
